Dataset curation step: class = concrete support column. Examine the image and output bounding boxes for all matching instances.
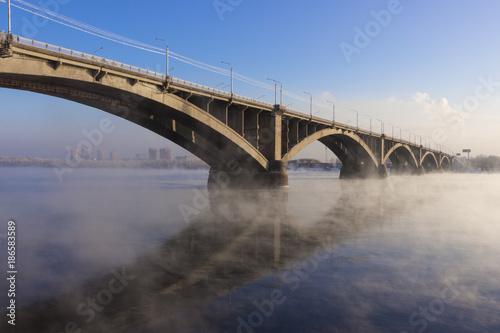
[415,165,425,175]
[207,162,288,190]
[378,164,388,178]
[380,135,385,166]
[272,113,282,161]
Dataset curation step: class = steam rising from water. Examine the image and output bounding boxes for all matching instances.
[1,168,500,332]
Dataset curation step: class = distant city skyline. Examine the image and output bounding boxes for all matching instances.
[2,1,500,159]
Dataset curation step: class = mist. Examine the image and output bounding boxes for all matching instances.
[1,168,500,332]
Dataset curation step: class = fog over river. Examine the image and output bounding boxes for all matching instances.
[1,168,499,332]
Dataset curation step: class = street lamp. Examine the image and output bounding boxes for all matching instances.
[395,126,401,140]
[257,95,265,100]
[351,109,359,130]
[155,38,169,78]
[221,61,233,97]
[365,114,372,134]
[377,119,384,134]
[92,47,103,58]
[327,100,335,126]
[267,78,282,105]
[304,91,312,118]
[216,82,224,88]
[8,0,12,37]
[387,123,394,138]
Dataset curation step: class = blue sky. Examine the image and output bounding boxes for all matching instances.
[1,0,500,160]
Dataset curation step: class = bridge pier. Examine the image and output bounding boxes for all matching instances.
[207,160,289,190]
[339,162,388,179]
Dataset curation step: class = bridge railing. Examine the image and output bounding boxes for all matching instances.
[0,32,385,134]
[6,33,167,80]
[3,32,277,110]
[0,32,452,156]
[169,77,275,109]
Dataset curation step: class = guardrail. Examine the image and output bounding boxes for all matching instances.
[0,32,451,155]
[2,32,277,110]
[12,33,166,80]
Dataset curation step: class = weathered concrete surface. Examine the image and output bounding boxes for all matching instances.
[208,160,288,190]
[0,33,455,187]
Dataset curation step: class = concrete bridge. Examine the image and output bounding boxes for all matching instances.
[0,32,453,187]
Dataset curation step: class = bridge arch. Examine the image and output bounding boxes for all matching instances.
[384,143,419,174]
[282,128,381,178]
[383,143,418,167]
[440,155,452,170]
[421,151,439,170]
[0,52,268,172]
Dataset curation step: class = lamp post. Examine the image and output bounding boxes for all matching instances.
[327,100,335,126]
[365,114,372,134]
[221,61,233,97]
[351,109,359,131]
[304,91,312,118]
[395,126,401,140]
[267,78,282,105]
[387,123,394,138]
[377,119,384,134]
[8,0,12,37]
[155,38,169,78]
[93,47,103,55]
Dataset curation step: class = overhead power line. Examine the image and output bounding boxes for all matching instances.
[0,0,325,106]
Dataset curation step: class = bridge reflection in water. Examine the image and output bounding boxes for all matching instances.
[1,179,413,333]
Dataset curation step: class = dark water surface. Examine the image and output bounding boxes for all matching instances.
[1,168,500,332]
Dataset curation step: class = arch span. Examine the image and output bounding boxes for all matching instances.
[383,143,418,167]
[282,128,382,178]
[0,52,268,172]
[440,155,452,170]
[421,151,439,170]
[384,143,419,174]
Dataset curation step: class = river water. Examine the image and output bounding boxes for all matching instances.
[1,167,500,333]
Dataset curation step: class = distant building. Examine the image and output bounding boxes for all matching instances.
[109,151,118,160]
[97,150,106,161]
[159,148,172,160]
[81,148,90,160]
[70,148,79,161]
[287,158,336,169]
[149,148,158,160]
[135,153,146,160]
[175,155,203,168]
